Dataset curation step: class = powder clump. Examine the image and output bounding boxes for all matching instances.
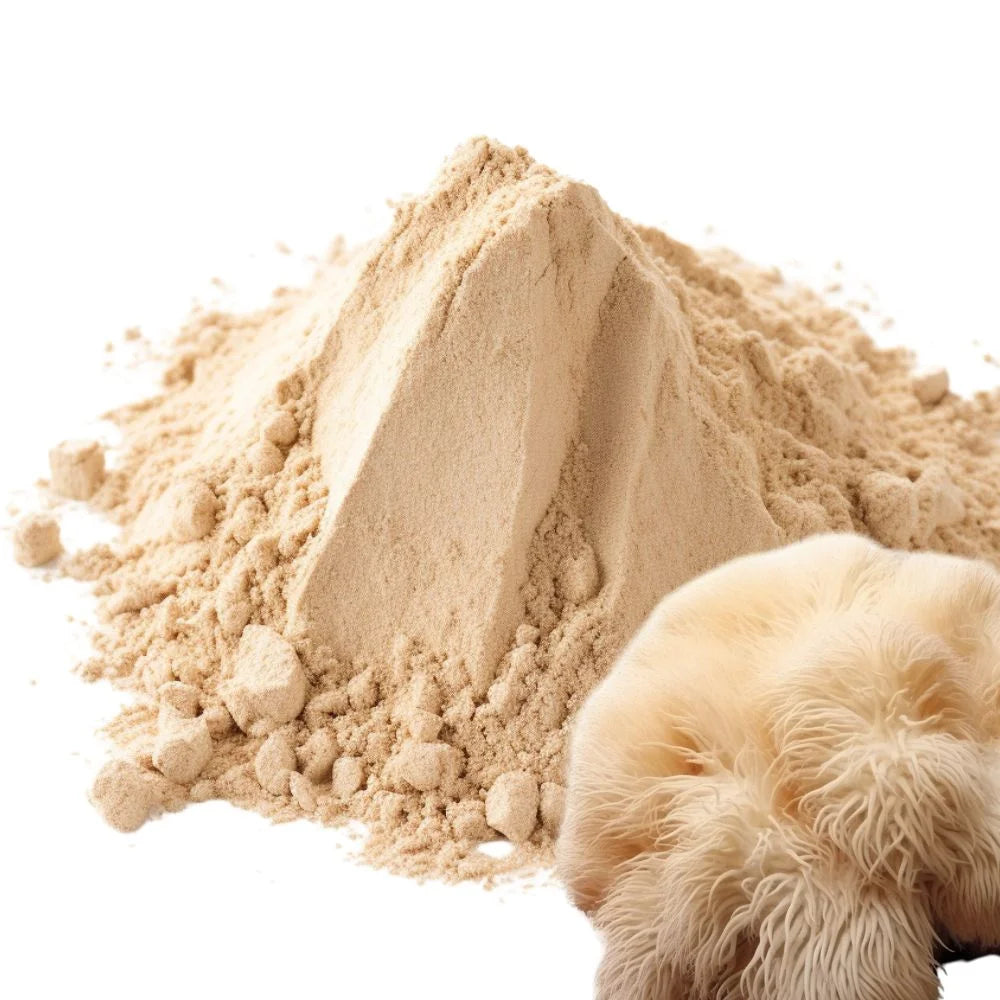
[90,759,157,833]
[255,731,297,795]
[13,512,62,567]
[49,439,105,500]
[222,625,308,736]
[153,710,213,784]
[36,138,1000,880]
[486,771,540,843]
[913,367,950,406]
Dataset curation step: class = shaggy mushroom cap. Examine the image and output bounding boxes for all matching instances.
[559,534,1000,1000]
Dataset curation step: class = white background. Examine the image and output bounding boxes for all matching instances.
[1,2,998,997]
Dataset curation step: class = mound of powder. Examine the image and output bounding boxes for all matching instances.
[47,138,1000,879]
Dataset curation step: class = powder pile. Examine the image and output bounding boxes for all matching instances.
[29,138,1000,879]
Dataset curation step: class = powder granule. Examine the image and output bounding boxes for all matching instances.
[49,439,105,500]
[40,137,1000,881]
[13,512,62,567]
[90,759,157,832]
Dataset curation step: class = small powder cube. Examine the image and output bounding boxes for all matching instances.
[170,480,217,541]
[230,496,266,545]
[153,711,213,784]
[216,566,251,636]
[486,677,522,721]
[407,709,443,742]
[486,770,539,843]
[304,688,350,728]
[289,772,317,812]
[859,472,919,548]
[221,625,308,736]
[262,410,299,446]
[912,368,950,406]
[447,800,492,842]
[49,439,105,500]
[247,439,285,476]
[158,681,201,717]
[332,756,365,798]
[90,758,156,833]
[928,474,966,528]
[13,512,62,567]
[202,703,235,738]
[254,731,297,795]
[394,741,463,792]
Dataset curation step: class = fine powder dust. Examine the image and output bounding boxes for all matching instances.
[39,138,1000,880]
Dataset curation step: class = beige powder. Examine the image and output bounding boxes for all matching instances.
[33,138,1000,879]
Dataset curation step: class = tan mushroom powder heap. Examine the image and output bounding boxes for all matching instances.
[42,138,999,879]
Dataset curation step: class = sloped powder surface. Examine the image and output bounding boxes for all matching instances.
[49,138,999,879]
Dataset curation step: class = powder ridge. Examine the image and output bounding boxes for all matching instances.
[36,138,999,879]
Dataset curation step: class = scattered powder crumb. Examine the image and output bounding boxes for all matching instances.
[255,731,296,795]
[289,771,317,811]
[222,626,308,736]
[858,472,920,548]
[169,480,217,542]
[13,512,62,567]
[21,138,1000,882]
[393,741,462,793]
[90,759,157,832]
[49,440,105,500]
[153,710,213,784]
[912,367,950,407]
[332,756,365,798]
[486,771,540,843]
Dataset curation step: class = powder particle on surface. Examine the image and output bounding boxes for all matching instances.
[152,710,213,784]
[12,512,62,567]
[913,367,950,406]
[158,681,201,717]
[393,741,463,793]
[49,439,105,500]
[858,471,921,547]
[332,756,365,798]
[486,770,540,843]
[246,439,285,476]
[261,410,299,446]
[289,771,317,812]
[407,709,444,742]
[929,477,966,528]
[448,800,492,842]
[222,625,308,736]
[90,759,156,832]
[255,731,296,795]
[203,703,235,739]
[169,480,217,542]
[32,137,1000,881]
